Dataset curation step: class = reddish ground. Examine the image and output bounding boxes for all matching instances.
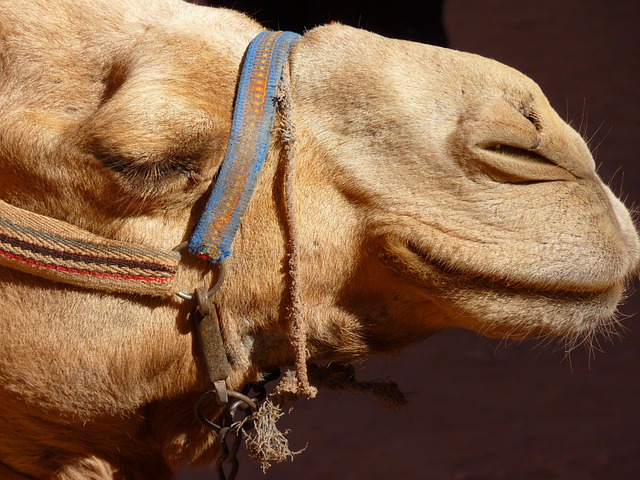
[180,1,640,478]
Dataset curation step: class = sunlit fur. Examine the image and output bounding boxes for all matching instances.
[0,0,638,478]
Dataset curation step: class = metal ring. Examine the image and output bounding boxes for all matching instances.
[175,290,195,301]
[172,241,189,253]
[194,391,223,431]
[172,242,226,301]
[194,390,258,431]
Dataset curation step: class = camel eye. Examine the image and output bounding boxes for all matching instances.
[84,94,217,198]
[97,152,200,185]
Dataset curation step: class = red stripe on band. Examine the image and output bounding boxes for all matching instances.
[0,249,173,284]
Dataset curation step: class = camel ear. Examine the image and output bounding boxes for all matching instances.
[82,70,223,200]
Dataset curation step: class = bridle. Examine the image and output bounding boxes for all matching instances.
[0,30,301,480]
[0,30,299,294]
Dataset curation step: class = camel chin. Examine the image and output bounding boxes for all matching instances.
[383,235,628,342]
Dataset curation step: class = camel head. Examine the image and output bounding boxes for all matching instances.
[286,25,640,357]
[0,0,638,477]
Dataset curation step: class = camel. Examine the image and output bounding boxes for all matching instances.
[0,0,638,478]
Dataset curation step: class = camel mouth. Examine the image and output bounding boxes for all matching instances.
[383,237,627,340]
[389,237,624,301]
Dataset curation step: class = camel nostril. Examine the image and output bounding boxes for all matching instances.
[484,143,553,167]
[519,106,543,132]
[475,142,575,183]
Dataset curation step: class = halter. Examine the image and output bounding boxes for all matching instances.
[0,200,180,296]
[190,31,300,263]
[0,30,301,480]
[0,30,300,296]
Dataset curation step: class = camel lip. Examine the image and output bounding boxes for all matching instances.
[387,238,626,342]
[394,238,621,298]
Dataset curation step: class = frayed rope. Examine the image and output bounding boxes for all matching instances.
[245,64,407,474]
[277,74,317,400]
[244,364,407,471]
[243,397,306,473]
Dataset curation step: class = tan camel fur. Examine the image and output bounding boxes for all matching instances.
[0,0,638,478]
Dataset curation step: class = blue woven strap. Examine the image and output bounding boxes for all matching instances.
[189,31,301,263]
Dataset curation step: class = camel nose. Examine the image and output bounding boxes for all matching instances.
[454,99,591,183]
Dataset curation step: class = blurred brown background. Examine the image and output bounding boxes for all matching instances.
[180,1,640,478]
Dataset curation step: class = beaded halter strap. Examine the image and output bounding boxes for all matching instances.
[189,31,301,263]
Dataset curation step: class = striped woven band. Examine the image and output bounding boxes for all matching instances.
[0,198,180,297]
[188,30,301,263]
[0,30,299,296]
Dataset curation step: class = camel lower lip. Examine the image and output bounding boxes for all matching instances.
[401,240,616,299]
[378,238,626,340]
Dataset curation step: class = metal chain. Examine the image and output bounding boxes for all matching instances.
[195,370,281,480]
[178,258,282,479]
